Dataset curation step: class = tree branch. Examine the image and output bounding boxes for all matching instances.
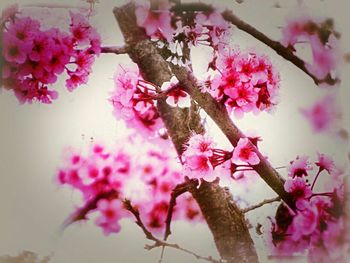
[113,4,258,262]
[171,3,338,86]
[100,45,129,55]
[242,197,281,213]
[123,199,222,263]
[168,63,295,210]
[164,177,199,241]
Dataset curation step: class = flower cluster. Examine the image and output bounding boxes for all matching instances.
[182,134,260,181]
[110,64,164,136]
[270,153,348,262]
[203,47,280,118]
[57,137,202,235]
[135,3,231,66]
[1,11,101,103]
[281,15,340,81]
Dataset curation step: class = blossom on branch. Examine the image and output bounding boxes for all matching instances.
[1,10,101,103]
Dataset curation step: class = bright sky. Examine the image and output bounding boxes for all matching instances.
[0,0,349,263]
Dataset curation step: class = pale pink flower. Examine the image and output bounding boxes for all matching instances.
[95,198,123,235]
[135,4,173,42]
[315,153,334,174]
[184,134,215,157]
[290,201,319,240]
[287,155,313,178]
[232,138,260,165]
[301,94,340,133]
[184,154,214,179]
[306,36,337,79]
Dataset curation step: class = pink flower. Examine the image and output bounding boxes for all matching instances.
[306,36,338,79]
[183,154,214,180]
[291,201,319,240]
[315,153,334,174]
[161,76,190,108]
[135,4,173,42]
[95,198,124,235]
[184,134,215,157]
[287,155,312,178]
[69,12,93,45]
[2,34,30,64]
[284,178,312,200]
[232,138,260,165]
[301,94,340,133]
[66,71,88,91]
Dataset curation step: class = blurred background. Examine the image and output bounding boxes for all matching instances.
[0,0,349,262]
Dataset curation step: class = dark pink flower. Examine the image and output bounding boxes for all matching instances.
[284,178,312,200]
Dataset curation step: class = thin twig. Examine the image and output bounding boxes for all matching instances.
[164,178,199,241]
[242,197,281,213]
[100,45,129,55]
[123,199,222,263]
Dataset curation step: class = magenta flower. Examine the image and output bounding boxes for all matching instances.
[232,138,260,165]
[291,202,319,240]
[284,178,312,200]
[301,94,340,133]
[2,35,30,64]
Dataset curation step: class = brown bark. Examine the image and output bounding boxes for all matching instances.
[113,3,258,263]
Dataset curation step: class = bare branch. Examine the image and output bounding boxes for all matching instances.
[164,178,199,241]
[100,45,129,55]
[123,199,222,263]
[242,197,281,213]
[61,190,118,229]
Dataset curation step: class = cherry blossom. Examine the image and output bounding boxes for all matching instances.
[287,155,312,178]
[206,47,280,118]
[161,76,190,108]
[284,177,312,200]
[95,199,124,235]
[110,64,164,136]
[1,11,100,103]
[232,138,260,165]
[57,136,203,235]
[315,153,334,174]
[281,15,340,82]
[301,94,340,133]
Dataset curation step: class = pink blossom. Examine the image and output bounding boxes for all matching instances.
[290,202,319,240]
[183,154,214,180]
[287,155,312,178]
[301,94,340,133]
[184,134,215,157]
[2,34,30,64]
[306,36,337,79]
[284,178,312,200]
[315,153,334,174]
[161,76,190,108]
[95,198,124,235]
[135,4,173,42]
[232,138,260,165]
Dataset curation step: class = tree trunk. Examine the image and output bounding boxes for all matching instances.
[113,3,258,263]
